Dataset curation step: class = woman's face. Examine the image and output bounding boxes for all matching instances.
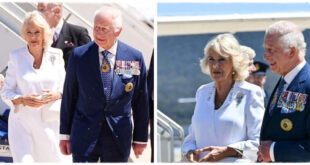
[207,49,234,83]
[25,23,44,49]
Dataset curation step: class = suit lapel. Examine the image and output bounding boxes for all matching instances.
[87,42,106,100]
[110,41,127,101]
[55,22,70,48]
[286,63,309,92]
[261,78,281,134]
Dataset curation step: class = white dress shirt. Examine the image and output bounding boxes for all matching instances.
[54,19,64,39]
[182,81,265,162]
[269,60,306,162]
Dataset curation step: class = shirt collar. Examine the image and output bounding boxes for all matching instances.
[98,40,118,56]
[283,60,306,85]
[54,19,64,36]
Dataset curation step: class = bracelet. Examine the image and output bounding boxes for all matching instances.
[235,149,242,158]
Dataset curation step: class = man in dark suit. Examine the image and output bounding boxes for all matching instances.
[37,3,91,69]
[147,50,154,162]
[59,6,149,162]
[258,21,310,162]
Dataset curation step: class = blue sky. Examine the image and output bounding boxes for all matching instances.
[158,2,310,17]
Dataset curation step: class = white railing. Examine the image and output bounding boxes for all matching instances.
[157,110,184,162]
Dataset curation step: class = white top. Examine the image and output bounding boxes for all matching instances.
[182,81,265,161]
[0,46,65,113]
[269,60,306,162]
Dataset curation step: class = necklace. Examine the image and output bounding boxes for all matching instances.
[33,61,41,69]
[210,82,235,110]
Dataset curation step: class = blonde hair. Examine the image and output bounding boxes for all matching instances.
[240,45,256,60]
[200,33,249,81]
[20,10,53,49]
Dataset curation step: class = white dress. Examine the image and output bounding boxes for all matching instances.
[0,46,69,162]
[182,81,265,162]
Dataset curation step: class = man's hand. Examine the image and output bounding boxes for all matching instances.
[132,143,147,158]
[257,141,272,162]
[59,140,71,155]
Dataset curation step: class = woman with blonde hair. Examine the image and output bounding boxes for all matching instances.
[0,11,66,162]
[182,33,264,162]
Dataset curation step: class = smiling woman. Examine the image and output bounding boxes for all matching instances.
[0,11,67,162]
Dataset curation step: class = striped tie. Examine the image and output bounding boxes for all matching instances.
[270,78,286,114]
[52,33,57,47]
[101,50,112,102]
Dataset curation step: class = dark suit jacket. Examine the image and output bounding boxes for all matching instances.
[53,21,91,69]
[147,50,154,162]
[60,41,149,158]
[260,63,310,162]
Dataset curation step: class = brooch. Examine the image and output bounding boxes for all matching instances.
[236,92,244,105]
[50,55,56,65]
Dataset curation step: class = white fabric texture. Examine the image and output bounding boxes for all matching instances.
[0,46,69,162]
[182,81,265,162]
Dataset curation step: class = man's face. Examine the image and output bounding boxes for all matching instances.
[264,34,291,76]
[37,3,57,28]
[93,13,121,50]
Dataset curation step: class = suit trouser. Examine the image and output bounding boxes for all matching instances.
[72,119,128,162]
[8,107,70,162]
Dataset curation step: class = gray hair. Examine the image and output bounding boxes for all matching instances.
[200,33,249,81]
[94,5,123,32]
[265,20,306,57]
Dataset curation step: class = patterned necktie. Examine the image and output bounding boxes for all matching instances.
[101,50,112,102]
[270,78,286,114]
[52,33,57,47]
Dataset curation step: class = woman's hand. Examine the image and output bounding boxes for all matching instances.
[41,89,61,104]
[196,146,237,162]
[13,94,45,107]
[185,150,199,162]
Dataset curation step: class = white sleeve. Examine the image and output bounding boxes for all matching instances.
[182,124,196,154]
[228,88,264,156]
[181,88,201,154]
[0,53,21,113]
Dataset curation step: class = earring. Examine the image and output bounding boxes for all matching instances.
[232,71,236,75]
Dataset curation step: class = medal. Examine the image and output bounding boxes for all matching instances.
[116,68,120,74]
[280,118,293,131]
[125,82,133,92]
[101,60,110,72]
[133,69,140,75]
